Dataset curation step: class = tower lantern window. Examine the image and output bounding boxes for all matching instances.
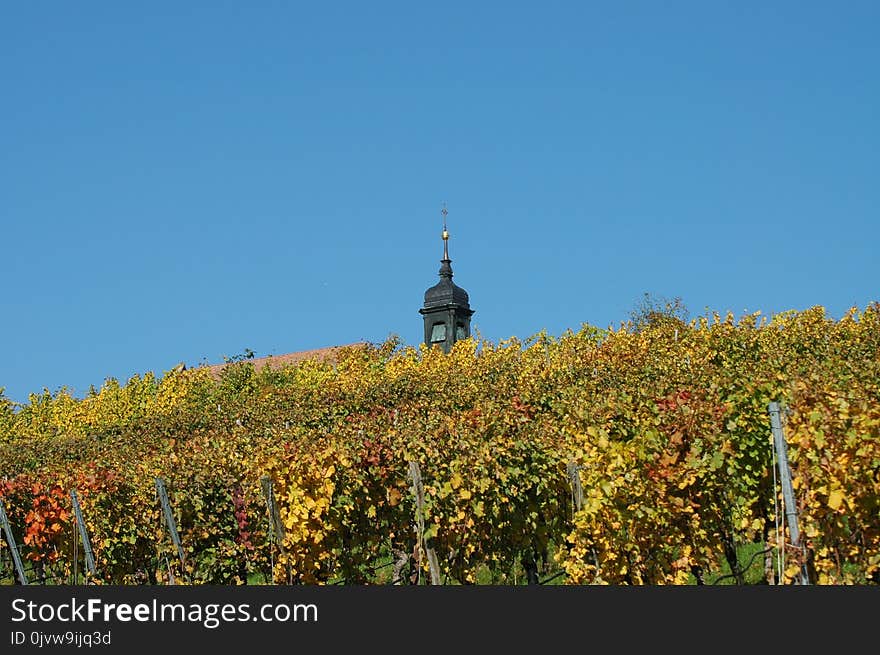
[430,323,447,343]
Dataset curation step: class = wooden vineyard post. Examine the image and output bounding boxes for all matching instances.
[567,460,600,578]
[567,460,583,516]
[567,460,587,574]
[260,476,287,584]
[407,460,441,585]
[155,477,189,584]
[70,489,97,583]
[72,505,77,586]
[768,402,810,585]
[0,497,27,585]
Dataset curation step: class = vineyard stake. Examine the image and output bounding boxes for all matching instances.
[768,402,810,585]
[260,476,287,583]
[567,461,600,577]
[0,497,28,585]
[70,489,97,582]
[407,460,441,585]
[567,460,583,516]
[72,508,77,585]
[154,477,189,582]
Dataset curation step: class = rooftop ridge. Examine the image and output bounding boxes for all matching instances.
[196,342,368,379]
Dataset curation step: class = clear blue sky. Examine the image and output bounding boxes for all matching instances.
[2,2,877,404]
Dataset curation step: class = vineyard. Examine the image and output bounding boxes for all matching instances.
[0,304,878,585]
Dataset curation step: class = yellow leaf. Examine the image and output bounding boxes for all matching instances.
[388,488,402,506]
[827,489,844,510]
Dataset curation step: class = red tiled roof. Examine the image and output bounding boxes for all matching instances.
[198,343,367,380]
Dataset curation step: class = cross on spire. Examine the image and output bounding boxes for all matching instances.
[441,202,450,261]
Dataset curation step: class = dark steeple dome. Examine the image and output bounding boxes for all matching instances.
[419,205,474,353]
[423,258,471,308]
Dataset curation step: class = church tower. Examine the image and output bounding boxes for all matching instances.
[419,205,474,353]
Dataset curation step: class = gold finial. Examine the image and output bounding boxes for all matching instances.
[441,202,450,259]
